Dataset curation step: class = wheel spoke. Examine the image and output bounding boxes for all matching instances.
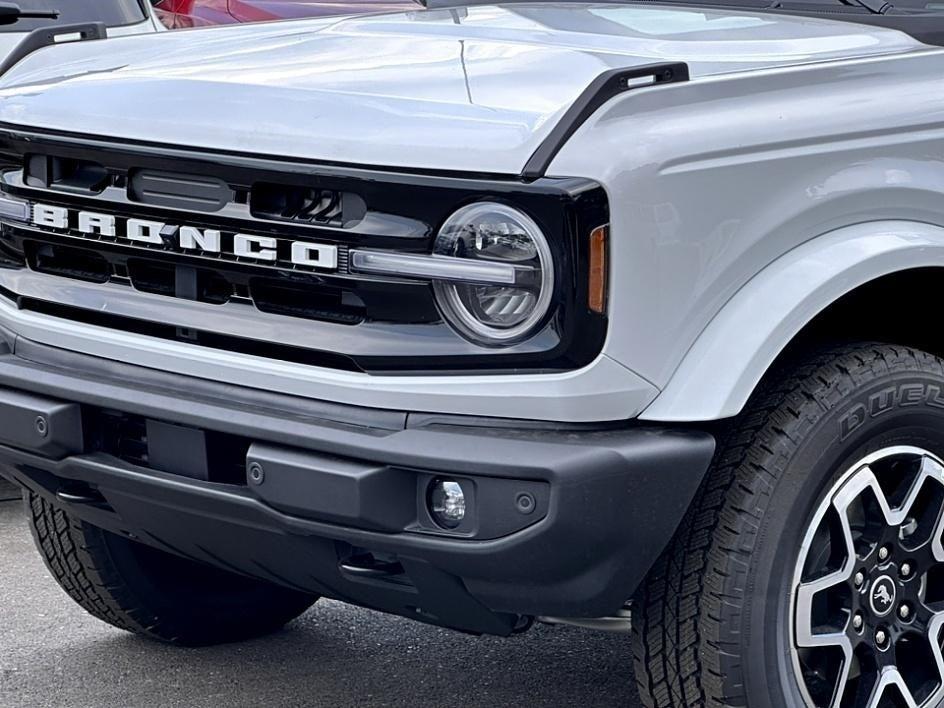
[911,612,944,706]
[865,670,920,708]
[912,458,944,563]
[796,575,853,649]
[793,467,871,705]
[833,464,893,560]
[794,470,863,648]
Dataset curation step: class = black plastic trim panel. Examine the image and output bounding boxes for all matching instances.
[0,23,107,78]
[0,335,716,632]
[522,63,691,180]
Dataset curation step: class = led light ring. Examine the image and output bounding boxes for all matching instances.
[432,202,555,345]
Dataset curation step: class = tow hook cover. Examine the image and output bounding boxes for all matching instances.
[0,387,83,458]
[246,443,416,531]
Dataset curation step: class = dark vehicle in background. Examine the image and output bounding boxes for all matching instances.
[152,0,419,27]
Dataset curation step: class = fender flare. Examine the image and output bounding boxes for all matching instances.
[640,220,944,422]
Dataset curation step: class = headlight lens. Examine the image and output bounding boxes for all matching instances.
[433,202,554,344]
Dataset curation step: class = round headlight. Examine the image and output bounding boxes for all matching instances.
[433,202,554,345]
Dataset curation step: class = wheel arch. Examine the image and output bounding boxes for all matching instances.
[640,220,944,422]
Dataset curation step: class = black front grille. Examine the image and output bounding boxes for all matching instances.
[23,238,369,325]
[126,259,233,306]
[27,242,109,283]
[0,129,610,374]
[25,154,365,227]
[250,280,365,325]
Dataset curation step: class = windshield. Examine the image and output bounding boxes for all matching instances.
[0,0,147,32]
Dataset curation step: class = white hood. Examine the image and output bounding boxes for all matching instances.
[0,4,923,174]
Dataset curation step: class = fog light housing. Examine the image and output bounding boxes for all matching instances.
[428,479,466,529]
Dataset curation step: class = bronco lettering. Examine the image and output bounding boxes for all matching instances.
[30,203,339,270]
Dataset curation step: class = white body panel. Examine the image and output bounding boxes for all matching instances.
[0,295,656,422]
[548,49,944,420]
[1,5,943,422]
[0,6,921,174]
[641,221,944,420]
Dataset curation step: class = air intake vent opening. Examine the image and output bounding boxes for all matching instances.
[127,259,233,304]
[87,409,150,468]
[84,408,250,485]
[26,242,110,283]
[25,155,109,194]
[251,182,366,227]
[250,278,366,325]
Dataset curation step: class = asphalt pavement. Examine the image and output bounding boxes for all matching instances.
[0,495,643,708]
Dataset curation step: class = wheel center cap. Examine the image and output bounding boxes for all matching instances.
[870,575,897,617]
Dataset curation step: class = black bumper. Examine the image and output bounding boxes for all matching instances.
[0,331,715,636]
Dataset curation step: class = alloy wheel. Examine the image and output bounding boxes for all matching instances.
[792,446,944,708]
[792,447,944,708]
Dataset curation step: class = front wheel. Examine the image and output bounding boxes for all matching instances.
[633,343,944,708]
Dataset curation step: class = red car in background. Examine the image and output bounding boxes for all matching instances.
[152,0,420,27]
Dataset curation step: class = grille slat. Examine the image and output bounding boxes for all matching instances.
[24,239,367,325]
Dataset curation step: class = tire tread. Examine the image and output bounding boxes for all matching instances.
[26,492,316,645]
[27,492,162,637]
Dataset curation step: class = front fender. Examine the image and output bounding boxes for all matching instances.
[640,221,944,422]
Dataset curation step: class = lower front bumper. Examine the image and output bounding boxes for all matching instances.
[0,332,715,636]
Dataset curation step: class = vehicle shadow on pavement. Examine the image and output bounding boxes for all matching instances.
[0,500,642,708]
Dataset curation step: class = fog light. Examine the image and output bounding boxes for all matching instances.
[428,479,466,529]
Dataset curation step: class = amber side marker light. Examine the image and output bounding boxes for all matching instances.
[588,225,609,314]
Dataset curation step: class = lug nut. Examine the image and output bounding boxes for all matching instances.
[900,562,913,579]
[852,613,864,632]
[854,571,866,588]
[878,546,891,562]
[875,628,889,648]
[899,604,911,621]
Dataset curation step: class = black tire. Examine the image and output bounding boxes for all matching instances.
[632,343,944,708]
[27,491,318,646]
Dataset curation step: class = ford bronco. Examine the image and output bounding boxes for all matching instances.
[1,4,944,707]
